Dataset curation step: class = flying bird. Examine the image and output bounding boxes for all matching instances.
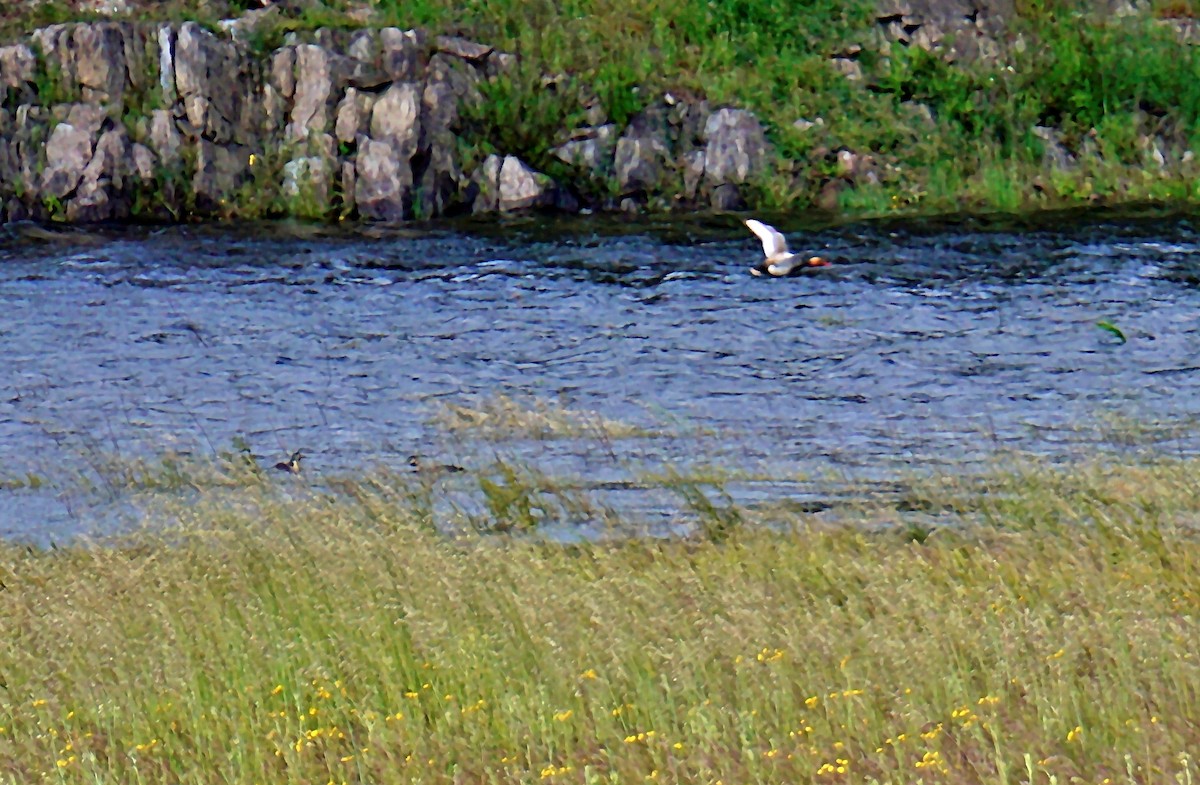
[744,219,830,276]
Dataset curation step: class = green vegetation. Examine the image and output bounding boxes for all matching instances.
[4,0,1200,218]
[2,447,1200,783]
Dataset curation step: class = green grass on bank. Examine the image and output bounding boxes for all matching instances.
[3,0,1200,216]
[1,454,1200,784]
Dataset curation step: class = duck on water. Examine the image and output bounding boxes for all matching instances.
[408,455,465,475]
[744,219,830,277]
[274,450,303,475]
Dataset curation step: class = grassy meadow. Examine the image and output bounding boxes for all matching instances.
[1,423,1199,784]
[5,0,1200,216]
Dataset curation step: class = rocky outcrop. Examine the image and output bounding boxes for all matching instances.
[0,17,783,223]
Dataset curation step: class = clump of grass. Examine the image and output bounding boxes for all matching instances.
[2,456,1200,783]
[431,394,650,441]
[658,466,745,542]
[89,450,265,494]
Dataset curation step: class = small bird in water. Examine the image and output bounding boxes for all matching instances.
[274,450,304,475]
[744,219,830,276]
[408,455,465,475]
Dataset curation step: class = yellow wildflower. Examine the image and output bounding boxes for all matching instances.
[1066,726,1082,742]
[554,710,573,722]
[915,750,947,772]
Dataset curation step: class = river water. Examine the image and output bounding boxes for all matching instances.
[2,209,1199,541]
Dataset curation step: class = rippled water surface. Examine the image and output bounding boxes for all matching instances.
[3,210,1200,540]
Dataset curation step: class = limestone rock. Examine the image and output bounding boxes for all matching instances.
[63,103,108,137]
[282,156,331,209]
[72,23,126,103]
[157,26,176,105]
[130,142,156,181]
[217,6,282,42]
[702,108,768,186]
[270,46,296,100]
[31,26,74,95]
[149,109,181,164]
[709,182,745,211]
[469,154,572,214]
[370,82,422,157]
[355,136,411,221]
[192,140,248,210]
[467,154,502,213]
[380,28,428,82]
[347,30,378,64]
[174,23,211,100]
[42,123,94,198]
[435,36,493,64]
[67,127,131,222]
[552,124,618,174]
[498,155,550,211]
[287,45,336,141]
[335,88,375,143]
[82,128,129,185]
[425,53,482,120]
[175,22,257,144]
[831,57,864,80]
[0,44,36,89]
[614,109,670,195]
[681,149,706,200]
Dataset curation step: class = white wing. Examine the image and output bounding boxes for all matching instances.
[744,219,790,259]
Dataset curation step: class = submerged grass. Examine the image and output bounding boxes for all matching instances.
[2,455,1200,783]
[430,394,651,441]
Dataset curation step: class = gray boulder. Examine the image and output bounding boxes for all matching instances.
[42,123,94,198]
[553,124,618,174]
[371,82,422,159]
[702,108,768,186]
[470,154,574,214]
[67,127,131,222]
[73,23,126,103]
[287,45,336,142]
[157,26,176,105]
[380,28,428,82]
[174,22,258,144]
[355,136,411,221]
[335,88,376,143]
[614,109,670,195]
[149,109,181,165]
[192,140,248,210]
[0,44,36,89]
[435,35,493,64]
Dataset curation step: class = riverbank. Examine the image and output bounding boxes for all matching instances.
[1,454,1198,783]
[2,0,1200,224]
